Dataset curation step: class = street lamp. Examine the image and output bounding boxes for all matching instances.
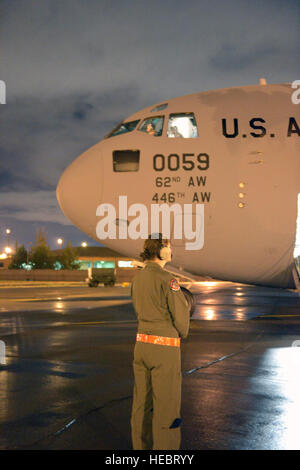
[57,238,63,246]
[4,246,12,255]
[81,242,87,247]
[6,228,11,248]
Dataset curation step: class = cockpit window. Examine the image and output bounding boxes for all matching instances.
[105,119,140,138]
[167,113,198,138]
[151,103,168,112]
[138,116,164,136]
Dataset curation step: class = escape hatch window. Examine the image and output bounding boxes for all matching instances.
[151,103,168,112]
[138,116,164,136]
[105,119,140,138]
[167,113,198,138]
[113,150,140,172]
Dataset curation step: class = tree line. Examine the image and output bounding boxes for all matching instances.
[7,228,80,270]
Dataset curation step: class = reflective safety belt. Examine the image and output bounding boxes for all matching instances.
[136,333,180,347]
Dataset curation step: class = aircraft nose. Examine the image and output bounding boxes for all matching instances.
[56,145,103,236]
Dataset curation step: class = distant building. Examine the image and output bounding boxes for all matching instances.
[0,255,11,269]
[52,246,135,270]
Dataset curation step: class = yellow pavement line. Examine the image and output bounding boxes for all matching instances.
[3,298,58,302]
[0,283,87,287]
[0,282,128,287]
[2,297,84,302]
[70,320,136,325]
[38,320,137,327]
[3,295,131,302]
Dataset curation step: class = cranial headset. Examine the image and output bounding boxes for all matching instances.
[151,233,172,261]
[159,244,172,261]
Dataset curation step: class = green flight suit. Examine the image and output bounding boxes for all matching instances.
[130,261,190,450]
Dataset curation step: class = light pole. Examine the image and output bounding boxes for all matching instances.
[57,238,63,247]
[27,242,33,265]
[6,228,11,249]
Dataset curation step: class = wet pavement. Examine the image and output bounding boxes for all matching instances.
[0,282,300,450]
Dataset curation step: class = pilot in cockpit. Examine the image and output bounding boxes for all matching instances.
[146,123,156,136]
[168,125,183,138]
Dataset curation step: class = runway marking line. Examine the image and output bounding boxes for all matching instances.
[68,320,136,325]
[1,296,132,302]
[185,332,264,375]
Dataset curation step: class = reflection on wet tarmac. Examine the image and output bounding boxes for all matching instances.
[273,347,300,450]
[1,282,299,321]
[204,308,215,320]
[0,283,300,449]
[187,281,300,320]
[245,347,300,450]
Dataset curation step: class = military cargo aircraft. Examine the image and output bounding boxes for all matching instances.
[56,80,300,294]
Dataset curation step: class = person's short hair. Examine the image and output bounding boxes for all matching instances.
[140,233,170,261]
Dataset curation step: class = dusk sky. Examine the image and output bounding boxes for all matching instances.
[0,0,299,251]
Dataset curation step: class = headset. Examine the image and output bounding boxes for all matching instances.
[141,233,172,262]
[159,244,172,261]
[155,233,172,262]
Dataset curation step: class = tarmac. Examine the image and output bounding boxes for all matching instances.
[1,281,300,450]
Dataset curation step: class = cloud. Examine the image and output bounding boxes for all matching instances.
[209,44,279,71]
[0,86,142,192]
[0,190,71,225]
[0,0,299,247]
[1,0,299,100]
